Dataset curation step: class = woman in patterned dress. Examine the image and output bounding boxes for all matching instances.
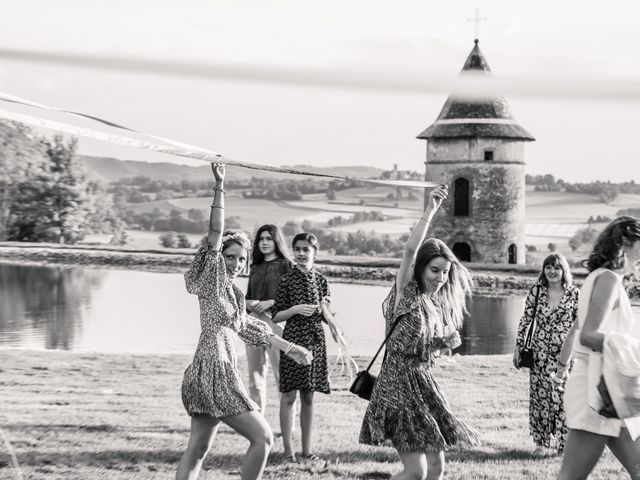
[513,253,579,452]
[556,216,640,480]
[245,224,293,414]
[176,164,312,480]
[272,232,330,464]
[359,185,479,480]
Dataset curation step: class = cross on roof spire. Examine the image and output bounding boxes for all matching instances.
[467,8,488,43]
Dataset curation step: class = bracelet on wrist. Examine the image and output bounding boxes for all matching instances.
[558,359,568,367]
[213,187,226,193]
[210,205,224,209]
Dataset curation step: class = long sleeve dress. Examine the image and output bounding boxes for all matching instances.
[360,280,479,452]
[516,282,579,450]
[181,242,273,418]
[271,266,331,394]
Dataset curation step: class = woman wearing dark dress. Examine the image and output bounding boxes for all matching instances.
[175,164,312,480]
[272,232,330,464]
[359,185,478,480]
[245,224,293,413]
[513,253,579,452]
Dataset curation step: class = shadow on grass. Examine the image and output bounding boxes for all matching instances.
[4,423,190,434]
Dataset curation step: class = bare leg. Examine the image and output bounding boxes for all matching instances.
[176,415,220,480]
[557,429,608,480]
[607,428,640,479]
[246,345,268,412]
[425,451,445,480]
[300,390,314,456]
[392,451,427,480]
[223,410,274,480]
[280,391,297,459]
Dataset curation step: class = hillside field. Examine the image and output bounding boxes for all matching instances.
[122,189,640,254]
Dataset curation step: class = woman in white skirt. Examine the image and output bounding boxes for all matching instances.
[555,216,640,479]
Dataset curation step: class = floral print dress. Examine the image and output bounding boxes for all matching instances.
[360,280,479,452]
[271,266,330,394]
[516,282,579,450]
[181,242,273,418]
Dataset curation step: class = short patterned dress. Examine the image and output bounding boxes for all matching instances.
[181,242,273,418]
[272,266,330,394]
[516,282,579,450]
[360,280,479,452]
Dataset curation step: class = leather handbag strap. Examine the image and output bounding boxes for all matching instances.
[523,285,541,349]
[364,314,402,373]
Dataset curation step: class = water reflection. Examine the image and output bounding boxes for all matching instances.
[0,264,104,350]
[0,263,530,356]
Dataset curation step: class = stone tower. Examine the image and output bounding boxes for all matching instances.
[417,40,535,264]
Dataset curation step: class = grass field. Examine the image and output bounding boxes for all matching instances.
[0,350,629,479]
[121,190,640,254]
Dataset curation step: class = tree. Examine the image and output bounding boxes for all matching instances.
[159,232,177,248]
[177,234,191,248]
[568,237,581,251]
[547,242,557,252]
[325,188,337,201]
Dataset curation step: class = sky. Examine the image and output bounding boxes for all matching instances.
[0,0,638,182]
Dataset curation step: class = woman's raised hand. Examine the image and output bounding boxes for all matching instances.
[211,163,226,182]
[287,344,313,365]
[427,184,448,211]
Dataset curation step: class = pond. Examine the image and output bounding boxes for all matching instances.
[0,263,527,357]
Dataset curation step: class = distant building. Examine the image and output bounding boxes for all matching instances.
[418,40,534,264]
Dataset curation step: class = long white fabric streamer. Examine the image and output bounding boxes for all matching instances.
[0,92,440,189]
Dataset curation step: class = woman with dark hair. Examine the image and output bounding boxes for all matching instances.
[557,216,640,480]
[176,165,312,480]
[272,232,330,464]
[245,224,293,413]
[359,185,478,480]
[513,252,579,452]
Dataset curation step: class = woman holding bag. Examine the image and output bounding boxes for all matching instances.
[359,185,478,480]
[513,253,579,453]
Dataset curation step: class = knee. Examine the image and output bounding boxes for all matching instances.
[405,469,428,480]
[189,438,212,461]
[281,392,296,406]
[252,429,274,450]
[300,392,314,406]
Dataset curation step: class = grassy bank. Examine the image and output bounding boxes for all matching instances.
[0,350,628,479]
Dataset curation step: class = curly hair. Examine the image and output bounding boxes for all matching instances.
[585,216,640,272]
[251,224,292,265]
[537,252,573,287]
[413,238,473,330]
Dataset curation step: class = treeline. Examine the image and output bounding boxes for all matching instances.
[0,121,125,244]
[121,208,243,234]
[110,175,364,203]
[526,174,640,204]
[327,211,385,227]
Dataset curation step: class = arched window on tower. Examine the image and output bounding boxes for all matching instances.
[453,178,470,216]
[508,244,518,264]
[452,242,471,262]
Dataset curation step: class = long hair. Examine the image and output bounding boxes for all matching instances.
[251,224,291,265]
[413,238,473,330]
[537,252,572,288]
[585,216,640,272]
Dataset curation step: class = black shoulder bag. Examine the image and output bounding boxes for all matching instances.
[350,316,402,400]
[517,285,541,369]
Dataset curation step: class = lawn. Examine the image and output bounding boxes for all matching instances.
[0,350,629,479]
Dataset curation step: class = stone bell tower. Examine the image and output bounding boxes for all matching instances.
[418,40,535,264]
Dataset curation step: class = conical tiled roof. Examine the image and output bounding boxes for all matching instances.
[418,40,534,141]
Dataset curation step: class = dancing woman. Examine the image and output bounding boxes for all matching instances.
[176,164,312,480]
[557,216,640,480]
[360,185,478,480]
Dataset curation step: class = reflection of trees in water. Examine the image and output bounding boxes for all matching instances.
[0,264,105,349]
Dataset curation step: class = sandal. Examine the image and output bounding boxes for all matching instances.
[300,454,328,468]
[284,454,298,464]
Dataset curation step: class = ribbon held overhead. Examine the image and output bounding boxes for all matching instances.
[0,92,440,189]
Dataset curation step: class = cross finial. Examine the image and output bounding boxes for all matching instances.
[467,8,488,43]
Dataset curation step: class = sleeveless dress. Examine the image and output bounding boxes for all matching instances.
[272,267,330,394]
[564,268,640,438]
[181,242,273,418]
[359,280,479,452]
[515,282,579,449]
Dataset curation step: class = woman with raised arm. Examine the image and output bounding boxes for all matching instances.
[360,185,478,480]
[176,164,312,480]
[557,216,640,480]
